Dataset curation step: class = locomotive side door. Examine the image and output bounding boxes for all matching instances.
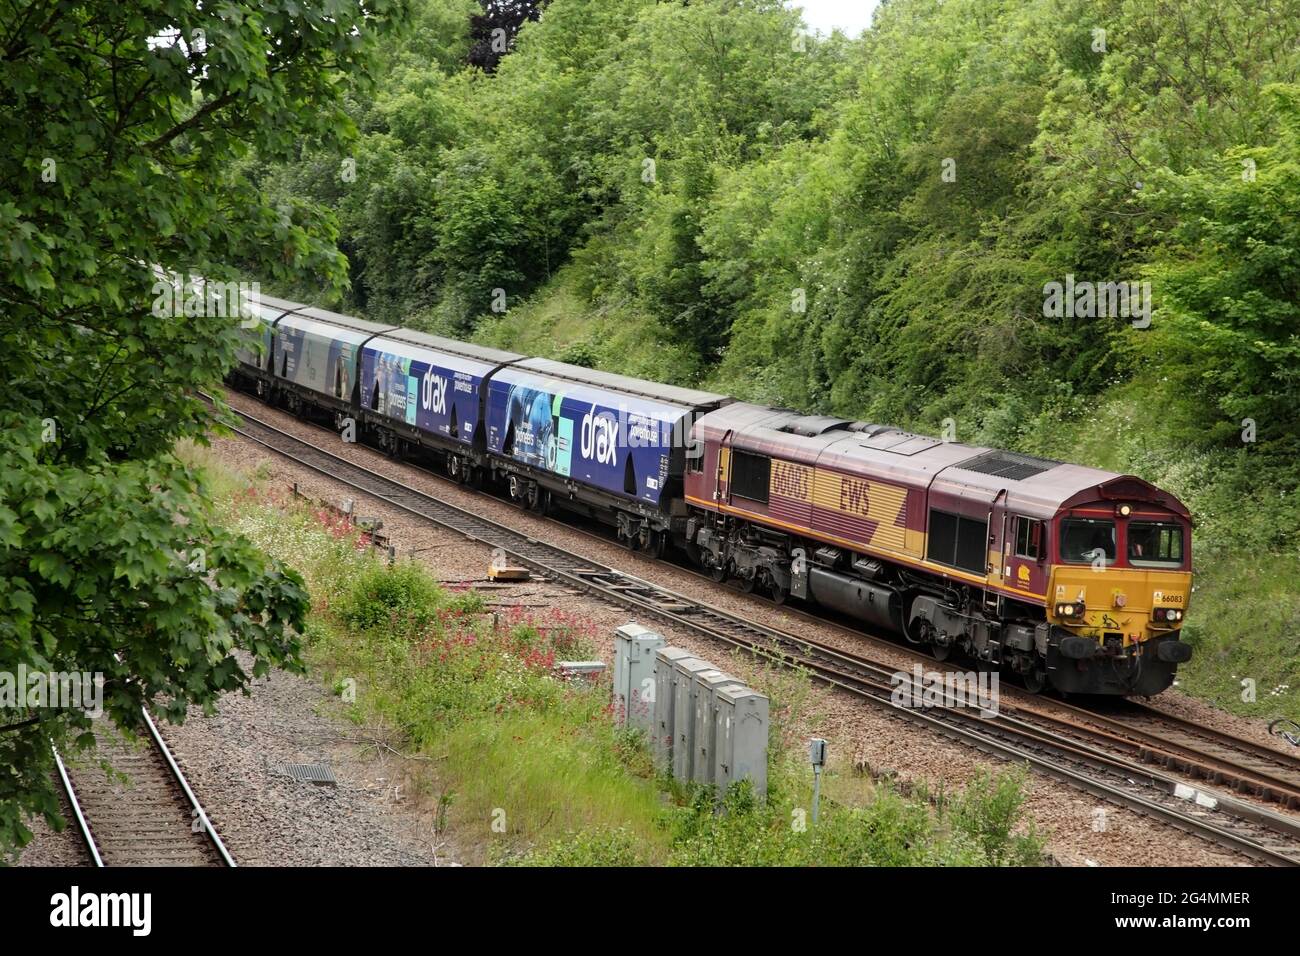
[987,489,1009,610]
[715,429,733,504]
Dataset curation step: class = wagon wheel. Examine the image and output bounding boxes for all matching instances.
[769,579,789,605]
[645,528,667,559]
[527,485,549,515]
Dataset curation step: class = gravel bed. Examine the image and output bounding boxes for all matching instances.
[1135,692,1300,758]
[156,651,457,867]
[13,785,87,867]
[207,390,1266,866]
[18,653,458,868]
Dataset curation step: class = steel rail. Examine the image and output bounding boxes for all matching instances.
[52,743,104,867]
[140,707,236,867]
[50,709,233,867]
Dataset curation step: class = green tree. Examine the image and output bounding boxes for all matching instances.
[0,0,403,857]
[1143,85,1300,449]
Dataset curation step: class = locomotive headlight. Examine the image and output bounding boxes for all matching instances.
[1055,602,1084,618]
[1117,504,1133,517]
[1153,607,1183,623]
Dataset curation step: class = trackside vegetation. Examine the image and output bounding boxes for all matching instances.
[200,448,1044,866]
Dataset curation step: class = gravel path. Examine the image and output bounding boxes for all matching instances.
[204,389,1267,867]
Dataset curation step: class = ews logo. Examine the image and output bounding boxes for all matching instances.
[581,404,618,465]
[421,369,447,415]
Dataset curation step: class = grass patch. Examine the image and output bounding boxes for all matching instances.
[1176,555,1300,721]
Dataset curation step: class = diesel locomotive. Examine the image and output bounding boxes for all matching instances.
[229,294,1193,696]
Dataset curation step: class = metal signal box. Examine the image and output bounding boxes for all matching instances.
[692,670,747,785]
[613,622,665,732]
[653,647,695,770]
[671,657,716,782]
[713,686,770,799]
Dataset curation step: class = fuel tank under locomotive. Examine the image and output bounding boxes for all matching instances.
[802,565,903,634]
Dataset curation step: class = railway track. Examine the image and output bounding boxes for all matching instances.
[54,708,234,867]
[215,394,1300,866]
[1032,698,1300,810]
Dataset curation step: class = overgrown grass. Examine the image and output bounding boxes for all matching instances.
[515,770,1042,867]
[189,448,1046,865]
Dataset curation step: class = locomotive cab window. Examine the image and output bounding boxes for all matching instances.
[927,509,989,574]
[1061,517,1116,564]
[1128,521,1184,568]
[729,449,770,504]
[1013,516,1044,560]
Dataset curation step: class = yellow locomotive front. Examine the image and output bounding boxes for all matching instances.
[1044,501,1193,695]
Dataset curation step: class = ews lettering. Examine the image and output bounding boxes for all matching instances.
[840,478,871,515]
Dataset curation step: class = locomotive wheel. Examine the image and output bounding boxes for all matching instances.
[738,575,756,594]
[931,640,951,662]
[1022,667,1047,694]
[708,563,727,583]
[770,580,789,605]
